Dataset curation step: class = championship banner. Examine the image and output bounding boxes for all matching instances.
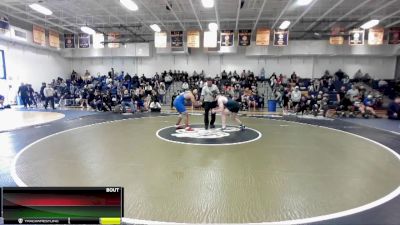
[0,16,10,33]
[93,33,104,49]
[368,27,384,45]
[154,32,167,48]
[204,31,217,48]
[220,30,234,46]
[49,30,60,48]
[349,29,364,45]
[78,33,90,48]
[187,30,200,48]
[388,28,400,45]
[238,29,251,46]
[108,32,120,48]
[273,30,289,46]
[329,36,344,45]
[33,25,46,46]
[64,34,75,48]
[256,28,270,46]
[171,31,183,48]
[329,26,344,45]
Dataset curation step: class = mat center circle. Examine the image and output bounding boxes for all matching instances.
[156,124,261,145]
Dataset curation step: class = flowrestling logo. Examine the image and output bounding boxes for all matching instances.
[157,124,261,146]
[171,127,240,139]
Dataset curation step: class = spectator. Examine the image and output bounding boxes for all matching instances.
[337,86,347,103]
[354,69,363,80]
[337,94,353,117]
[335,69,345,81]
[360,95,379,118]
[158,82,166,104]
[43,84,55,110]
[120,90,135,113]
[182,81,189,90]
[27,84,37,108]
[0,94,10,109]
[291,86,302,109]
[18,83,30,108]
[387,96,400,120]
[346,85,359,102]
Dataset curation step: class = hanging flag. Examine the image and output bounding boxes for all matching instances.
[93,33,104,49]
[108,32,120,48]
[155,32,167,48]
[220,30,234,47]
[329,26,344,45]
[171,31,183,48]
[256,28,270,46]
[0,16,10,33]
[49,30,60,48]
[329,36,344,45]
[204,31,218,48]
[349,29,364,45]
[388,28,400,45]
[187,30,200,48]
[33,25,46,46]
[238,29,251,46]
[368,27,384,45]
[64,34,75,48]
[78,33,90,48]
[273,30,289,46]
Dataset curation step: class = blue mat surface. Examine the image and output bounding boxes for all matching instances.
[342,118,400,135]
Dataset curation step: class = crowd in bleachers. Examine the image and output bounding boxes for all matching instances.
[7,67,400,120]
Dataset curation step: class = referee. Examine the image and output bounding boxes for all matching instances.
[201,77,219,130]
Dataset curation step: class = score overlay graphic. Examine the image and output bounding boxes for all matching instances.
[1,187,123,224]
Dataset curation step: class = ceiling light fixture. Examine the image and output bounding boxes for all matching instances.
[150,24,161,32]
[297,0,313,6]
[202,0,214,8]
[279,20,291,30]
[29,3,53,16]
[208,22,218,31]
[120,0,138,11]
[360,19,380,29]
[81,26,96,35]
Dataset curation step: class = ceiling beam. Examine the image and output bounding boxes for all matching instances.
[215,0,220,30]
[164,0,185,30]
[324,0,372,31]
[304,0,345,31]
[0,2,77,33]
[235,0,241,30]
[385,19,400,28]
[136,0,168,30]
[251,0,268,33]
[380,8,400,23]
[345,0,398,29]
[188,0,203,30]
[289,0,319,29]
[0,8,55,31]
[271,0,292,29]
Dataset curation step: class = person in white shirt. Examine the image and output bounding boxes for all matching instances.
[43,84,55,110]
[182,81,189,90]
[291,86,302,110]
[201,77,220,130]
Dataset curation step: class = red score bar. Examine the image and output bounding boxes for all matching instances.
[4,193,121,206]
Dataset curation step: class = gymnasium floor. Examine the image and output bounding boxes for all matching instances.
[0,109,400,224]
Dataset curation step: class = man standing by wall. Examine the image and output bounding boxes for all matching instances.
[201,77,219,130]
[17,83,29,108]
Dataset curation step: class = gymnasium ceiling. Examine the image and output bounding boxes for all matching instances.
[0,0,400,41]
